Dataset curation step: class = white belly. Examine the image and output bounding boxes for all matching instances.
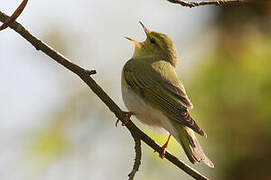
[121,86,176,137]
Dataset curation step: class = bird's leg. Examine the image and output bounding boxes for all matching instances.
[115,111,135,127]
[159,134,171,159]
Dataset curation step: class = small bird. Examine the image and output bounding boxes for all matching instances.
[121,22,214,168]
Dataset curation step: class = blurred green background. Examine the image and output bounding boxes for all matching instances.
[1,1,271,180]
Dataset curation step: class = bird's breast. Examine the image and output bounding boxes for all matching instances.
[122,85,165,127]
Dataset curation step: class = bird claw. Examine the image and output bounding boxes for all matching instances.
[123,111,135,119]
[115,119,125,127]
[159,146,167,159]
[154,134,171,159]
[115,111,134,127]
[153,145,167,159]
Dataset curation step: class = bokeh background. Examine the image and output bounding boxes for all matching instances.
[1,1,271,180]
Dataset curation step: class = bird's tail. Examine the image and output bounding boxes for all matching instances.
[173,125,214,168]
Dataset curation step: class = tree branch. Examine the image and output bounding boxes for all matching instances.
[0,0,28,31]
[167,0,245,8]
[128,133,142,180]
[0,11,208,180]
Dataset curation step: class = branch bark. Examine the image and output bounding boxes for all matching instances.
[167,0,244,8]
[0,10,208,180]
[128,132,142,180]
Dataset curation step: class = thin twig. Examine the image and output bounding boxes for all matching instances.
[128,133,142,180]
[167,0,244,8]
[0,0,28,31]
[0,11,209,180]
[85,69,97,76]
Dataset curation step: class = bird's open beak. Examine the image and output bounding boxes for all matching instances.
[125,21,149,47]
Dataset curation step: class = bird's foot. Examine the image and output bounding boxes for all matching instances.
[154,134,171,159]
[115,111,134,127]
[159,145,167,159]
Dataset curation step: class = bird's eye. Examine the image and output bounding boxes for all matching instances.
[150,38,156,44]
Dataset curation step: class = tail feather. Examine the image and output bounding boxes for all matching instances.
[173,125,214,168]
[181,110,207,138]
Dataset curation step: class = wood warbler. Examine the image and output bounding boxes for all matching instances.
[121,22,214,168]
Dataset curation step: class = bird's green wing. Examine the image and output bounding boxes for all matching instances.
[123,59,206,136]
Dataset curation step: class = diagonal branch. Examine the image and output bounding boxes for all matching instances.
[167,0,245,8]
[0,0,28,31]
[0,11,208,180]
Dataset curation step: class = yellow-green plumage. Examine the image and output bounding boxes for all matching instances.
[122,22,214,167]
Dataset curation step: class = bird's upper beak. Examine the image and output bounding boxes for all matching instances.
[139,21,150,36]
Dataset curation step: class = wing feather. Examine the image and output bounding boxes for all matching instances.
[123,60,206,137]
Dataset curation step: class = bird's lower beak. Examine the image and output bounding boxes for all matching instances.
[125,37,138,43]
[125,37,141,47]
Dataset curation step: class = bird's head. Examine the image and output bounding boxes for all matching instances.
[126,21,178,67]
